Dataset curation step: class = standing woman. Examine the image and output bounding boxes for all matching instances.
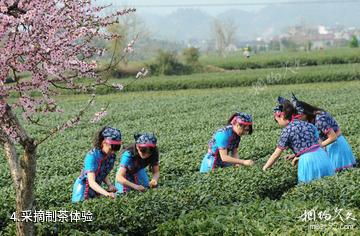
[291,93,357,171]
[72,126,122,203]
[263,98,334,183]
[200,112,255,173]
[115,133,160,193]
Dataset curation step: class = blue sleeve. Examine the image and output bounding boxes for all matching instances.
[120,151,132,168]
[315,114,332,134]
[215,131,229,149]
[84,152,97,172]
[277,128,289,150]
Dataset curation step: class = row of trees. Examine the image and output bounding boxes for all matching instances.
[94,12,239,59]
[101,13,360,60]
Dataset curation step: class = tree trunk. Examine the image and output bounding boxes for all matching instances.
[16,143,37,236]
[0,105,37,236]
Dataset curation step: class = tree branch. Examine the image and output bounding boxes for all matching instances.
[5,0,26,18]
[0,102,34,147]
[35,95,96,146]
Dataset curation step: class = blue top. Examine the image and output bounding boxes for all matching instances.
[207,125,241,165]
[314,111,340,141]
[79,148,116,199]
[278,120,320,156]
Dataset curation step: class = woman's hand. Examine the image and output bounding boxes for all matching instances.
[149,179,158,188]
[107,184,117,193]
[285,154,296,161]
[243,160,255,166]
[291,157,299,167]
[134,185,146,192]
[106,192,116,199]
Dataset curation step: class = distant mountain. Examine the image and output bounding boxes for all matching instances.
[254,3,360,35]
[105,2,360,42]
[141,9,214,42]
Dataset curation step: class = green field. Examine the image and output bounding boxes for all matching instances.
[200,48,360,70]
[1,79,359,234]
[46,63,360,96]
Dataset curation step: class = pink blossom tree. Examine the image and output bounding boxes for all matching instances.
[0,1,136,235]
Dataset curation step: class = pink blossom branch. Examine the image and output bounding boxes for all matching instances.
[35,94,96,146]
[90,103,109,124]
[0,1,139,146]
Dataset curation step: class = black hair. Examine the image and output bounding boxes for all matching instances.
[93,126,107,149]
[297,100,324,122]
[282,101,297,121]
[123,144,159,173]
[227,113,253,135]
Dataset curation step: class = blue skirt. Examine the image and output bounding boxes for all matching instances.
[327,135,356,172]
[115,168,149,194]
[71,176,86,203]
[200,153,232,173]
[297,148,335,184]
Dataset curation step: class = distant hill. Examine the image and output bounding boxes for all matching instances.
[99,1,360,42]
[142,9,214,42]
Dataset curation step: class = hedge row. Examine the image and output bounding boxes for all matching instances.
[201,49,360,70]
[87,64,360,94]
[7,64,360,98]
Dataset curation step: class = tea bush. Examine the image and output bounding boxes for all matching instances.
[0,80,359,235]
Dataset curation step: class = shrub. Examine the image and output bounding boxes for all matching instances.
[148,50,193,76]
[350,35,359,48]
[182,47,200,65]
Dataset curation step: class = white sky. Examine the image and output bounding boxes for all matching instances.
[99,1,356,16]
[101,0,281,15]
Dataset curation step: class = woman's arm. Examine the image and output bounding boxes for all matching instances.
[151,165,160,182]
[232,148,239,159]
[231,149,241,167]
[263,147,283,171]
[87,172,115,198]
[103,175,117,192]
[149,165,160,188]
[232,148,254,167]
[116,167,145,192]
[321,129,337,147]
[219,149,253,166]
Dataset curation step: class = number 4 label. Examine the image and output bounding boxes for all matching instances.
[10,212,17,222]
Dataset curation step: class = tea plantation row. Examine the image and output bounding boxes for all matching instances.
[20,63,360,96]
[1,81,359,235]
[155,169,360,235]
[200,48,360,70]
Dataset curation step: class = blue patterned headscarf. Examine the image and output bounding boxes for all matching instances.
[291,92,305,114]
[135,133,157,147]
[274,96,289,114]
[230,112,253,125]
[102,127,122,144]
